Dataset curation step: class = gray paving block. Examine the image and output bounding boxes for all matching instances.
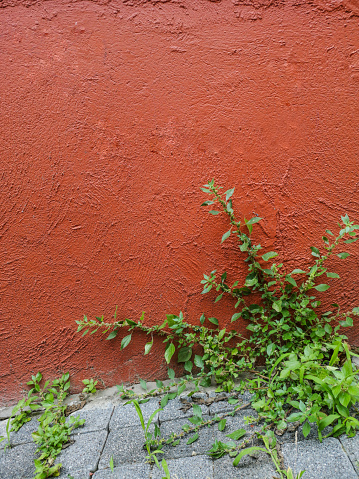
[151,454,214,479]
[159,396,209,423]
[109,398,160,430]
[54,429,108,476]
[340,434,359,475]
[158,416,215,459]
[213,455,276,479]
[282,437,358,479]
[67,403,114,434]
[98,425,151,468]
[58,469,90,479]
[92,463,152,478]
[0,442,38,478]
[0,416,40,446]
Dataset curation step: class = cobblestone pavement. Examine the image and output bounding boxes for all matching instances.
[0,383,358,479]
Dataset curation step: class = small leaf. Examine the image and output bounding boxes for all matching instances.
[192,404,203,417]
[178,347,192,363]
[218,419,227,431]
[302,421,311,438]
[201,200,214,206]
[109,456,114,472]
[214,294,223,303]
[340,317,353,327]
[326,229,334,236]
[262,252,278,262]
[200,313,205,325]
[208,317,219,326]
[140,379,147,391]
[310,246,320,257]
[144,342,153,355]
[121,334,132,350]
[184,361,193,373]
[246,217,262,225]
[291,269,307,274]
[221,230,231,244]
[233,447,267,466]
[165,344,176,364]
[337,252,350,259]
[286,275,297,288]
[318,414,340,431]
[168,368,175,380]
[225,188,235,201]
[231,313,241,322]
[187,432,199,445]
[314,284,330,292]
[209,211,220,215]
[326,272,340,279]
[194,355,204,368]
[267,343,276,356]
[161,395,169,408]
[106,329,119,340]
[226,428,246,440]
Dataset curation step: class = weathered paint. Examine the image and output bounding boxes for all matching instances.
[1,0,359,404]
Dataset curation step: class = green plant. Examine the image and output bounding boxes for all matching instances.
[77,180,359,475]
[82,378,98,394]
[2,372,85,479]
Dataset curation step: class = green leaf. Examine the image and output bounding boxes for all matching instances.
[286,275,297,288]
[200,313,205,325]
[121,334,132,350]
[231,313,241,322]
[336,404,349,417]
[184,361,193,373]
[161,395,169,408]
[226,428,246,440]
[209,211,220,215]
[262,252,278,261]
[337,252,350,259]
[340,317,353,327]
[221,230,231,244]
[266,343,276,356]
[106,330,118,340]
[233,447,266,466]
[178,347,192,363]
[214,294,223,303]
[168,368,175,380]
[326,272,340,278]
[326,229,334,236]
[218,328,226,341]
[291,269,307,274]
[225,188,235,201]
[318,414,340,432]
[272,300,282,312]
[208,317,219,326]
[187,432,199,445]
[194,355,204,369]
[192,404,203,417]
[201,200,214,206]
[302,421,311,438]
[246,217,262,225]
[165,343,176,364]
[109,456,114,472]
[314,284,330,292]
[310,246,320,257]
[144,342,153,355]
[218,419,227,431]
[166,314,177,327]
[140,379,147,391]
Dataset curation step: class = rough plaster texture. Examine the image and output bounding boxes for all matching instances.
[1,0,359,404]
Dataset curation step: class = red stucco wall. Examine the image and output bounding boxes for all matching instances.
[1,0,359,404]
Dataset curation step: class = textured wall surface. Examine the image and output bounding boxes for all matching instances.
[1,0,359,404]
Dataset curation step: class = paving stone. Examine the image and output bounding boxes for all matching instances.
[159,395,209,423]
[98,425,151,468]
[0,416,40,446]
[54,429,108,477]
[67,403,114,434]
[213,455,276,479]
[340,434,359,475]
[281,437,358,479]
[151,454,214,479]
[92,463,152,478]
[109,398,160,430]
[57,469,91,479]
[158,415,215,459]
[0,442,38,479]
